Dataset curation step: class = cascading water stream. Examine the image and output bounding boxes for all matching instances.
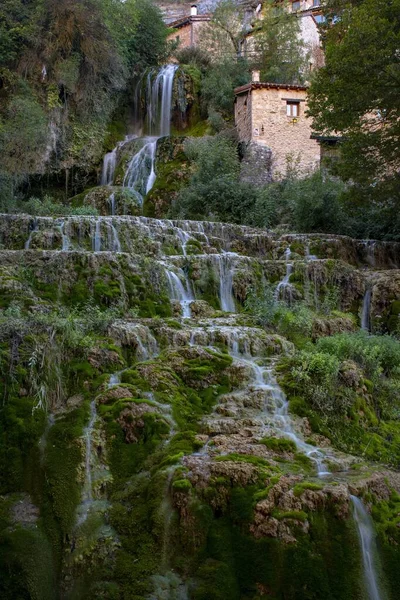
[165,268,194,318]
[275,248,293,302]
[38,414,55,462]
[123,138,158,205]
[350,495,384,600]
[25,218,38,249]
[57,220,71,251]
[230,349,331,477]
[121,65,177,206]
[361,288,372,332]
[93,219,102,252]
[77,399,97,525]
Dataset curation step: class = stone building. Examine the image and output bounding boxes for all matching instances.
[234,78,321,178]
[167,6,211,49]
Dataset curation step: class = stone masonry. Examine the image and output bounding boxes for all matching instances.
[234,82,321,179]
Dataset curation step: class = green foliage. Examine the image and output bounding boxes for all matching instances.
[260,436,297,453]
[281,331,400,465]
[170,136,257,222]
[248,171,347,233]
[254,0,310,84]
[202,58,250,118]
[308,0,400,205]
[19,196,99,217]
[0,0,169,206]
[0,93,48,176]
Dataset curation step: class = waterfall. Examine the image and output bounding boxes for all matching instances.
[58,220,71,251]
[229,349,331,477]
[38,414,55,462]
[122,65,177,204]
[305,244,317,261]
[145,65,178,137]
[350,496,384,600]
[25,218,38,249]
[165,268,194,318]
[77,400,97,524]
[93,219,101,251]
[364,240,376,267]
[275,248,293,302]
[213,253,236,312]
[109,192,116,216]
[361,288,372,332]
[123,138,158,205]
[100,135,136,188]
[101,148,118,186]
[107,219,122,252]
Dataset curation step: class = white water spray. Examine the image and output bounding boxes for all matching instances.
[350,495,384,600]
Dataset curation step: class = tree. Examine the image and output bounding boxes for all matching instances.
[171,136,256,222]
[308,0,400,203]
[254,0,309,84]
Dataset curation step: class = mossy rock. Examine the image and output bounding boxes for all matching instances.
[70,186,141,216]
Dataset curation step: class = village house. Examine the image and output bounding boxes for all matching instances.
[234,74,321,178]
[167,5,211,50]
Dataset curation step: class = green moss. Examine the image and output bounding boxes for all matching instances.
[215,454,270,468]
[260,436,296,453]
[272,509,308,522]
[293,482,324,497]
[43,406,87,533]
[172,478,192,492]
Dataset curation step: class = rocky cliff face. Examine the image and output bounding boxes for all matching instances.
[1,211,400,599]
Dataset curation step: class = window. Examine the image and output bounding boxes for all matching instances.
[286,101,300,117]
[292,1,301,11]
[313,0,320,6]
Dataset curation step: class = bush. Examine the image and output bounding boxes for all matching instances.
[20,196,99,216]
[171,136,257,222]
[175,46,211,71]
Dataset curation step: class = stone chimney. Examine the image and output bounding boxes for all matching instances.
[252,70,260,83]
[191,5,198,16]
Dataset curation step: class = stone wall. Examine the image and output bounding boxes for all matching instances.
[235,91,252,142]
[246,86,320,178]
[169,23,192,48]
[240,141,272,186]
[167,16,210,49]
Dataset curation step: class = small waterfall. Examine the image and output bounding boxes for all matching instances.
[229,350,331,477]
[361,288,372,332]
[109,192,116,216]
[25,218,38,249]
[350,495,384,600]
[58,220,71,251]
[123,138,158,205]
[107,219,122,252]
[214,253,236,312]
[122,65,177,204]
[108,371,122,387]
[146,64,178,137]
[38,413,55,462]
[100,135,136,187]
[364,240,376,267]
[101,148,118,186]
[78,400,97,524]
[93,219,101,252]
[305,244,317,261]
[275,248,293,302]
[165,268,194,318]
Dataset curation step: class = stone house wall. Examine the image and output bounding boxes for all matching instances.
[235,91,252,142]
[167,16,210,49]
[235,84,321,179]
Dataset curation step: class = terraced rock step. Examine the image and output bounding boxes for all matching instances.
[1,213,400,268]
